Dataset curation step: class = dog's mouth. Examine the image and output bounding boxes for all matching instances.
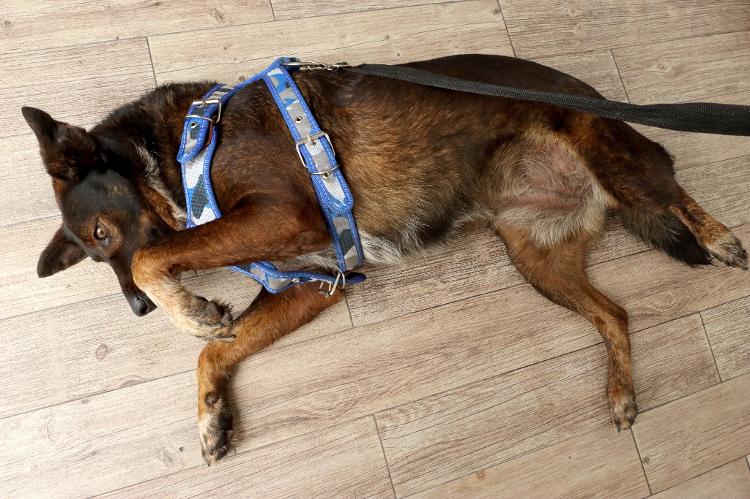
[128,292,157,316]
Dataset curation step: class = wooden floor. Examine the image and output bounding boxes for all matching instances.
[1,1,749,497]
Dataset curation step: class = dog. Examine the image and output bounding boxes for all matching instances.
[22,54,747,464]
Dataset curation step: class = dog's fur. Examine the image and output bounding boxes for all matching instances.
[23,54,747,464]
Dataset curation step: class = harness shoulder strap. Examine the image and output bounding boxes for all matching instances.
[263,59,365,272]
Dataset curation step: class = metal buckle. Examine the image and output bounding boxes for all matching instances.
[283,61,350,71]
[189,97,223,123]
[318,271,345,296]
[295,131,339,176]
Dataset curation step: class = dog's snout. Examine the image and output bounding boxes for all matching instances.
[129,293,156,316]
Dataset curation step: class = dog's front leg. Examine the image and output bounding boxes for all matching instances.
[197,283,341,464]
[132,202,329,339]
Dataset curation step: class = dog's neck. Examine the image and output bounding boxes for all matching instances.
[92,82,216,230]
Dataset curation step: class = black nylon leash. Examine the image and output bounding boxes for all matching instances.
[345,64,750,136]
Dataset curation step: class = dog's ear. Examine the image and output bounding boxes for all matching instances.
[37,225,87,278]
[21,107,97,181]
[22,107,61,145]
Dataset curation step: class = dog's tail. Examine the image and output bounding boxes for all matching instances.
[620,207,712,266]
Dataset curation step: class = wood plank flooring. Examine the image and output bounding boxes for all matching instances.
[0,1,748,497]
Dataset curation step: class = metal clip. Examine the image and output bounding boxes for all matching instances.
[189,97,223,123]
[295,131,339,176]
[318,271,345,296]
[283,61,350,71]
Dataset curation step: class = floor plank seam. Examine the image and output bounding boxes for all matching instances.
[494,0,516,58]
[342,290,355,331]
[0,213,60,232]
[145,37,159,88]
[373,415,398,498]
[647,456,750,497]
[630,428,653,495]
[268,0,276,21]
[698,311,725,383]
[0,366,192,423]
[95,411,390,496]
[267,0,469,23]
[513,27,750,61]
[610,48,632,104]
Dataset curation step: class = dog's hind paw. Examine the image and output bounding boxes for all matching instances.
[706,232,748,270]
[199,392,234,465]
[609,385,638,432]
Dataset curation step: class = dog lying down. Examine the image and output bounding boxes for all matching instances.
[23,54,747,464]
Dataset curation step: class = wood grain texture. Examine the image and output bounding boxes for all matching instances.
[0,267,350,418]
[651,459,750,499]
[633,374,750,492]
[271,0,464,20]
[0,371,199,497]
[0,133,58,227]
[498,0,750,59]
[701,296,750,381]
[613,31,750,104]
[532,49,629,102]
[411,426,650,499]
[375,314,719,496]
[0,39,154,139]
[0,0,273,53]
[589,225,750,333]
[148,0,513,84]
[346,226,523,327]
[677,155,750,229]
[0,375,391,498]
[103,417,394,499]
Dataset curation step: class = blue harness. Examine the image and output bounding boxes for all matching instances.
[176,57,365,295]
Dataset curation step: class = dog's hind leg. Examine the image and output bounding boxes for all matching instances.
[132,201,330,339]
[669,187,748,269]
[195,283,341,464]
[495,223,637,431]
[577,118,747,269]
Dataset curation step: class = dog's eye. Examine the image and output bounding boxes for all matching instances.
[94,223,110,243]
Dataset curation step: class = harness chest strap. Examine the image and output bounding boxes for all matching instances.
[175,57,366,294]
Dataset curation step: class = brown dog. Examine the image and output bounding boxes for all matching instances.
[23,54,747,464]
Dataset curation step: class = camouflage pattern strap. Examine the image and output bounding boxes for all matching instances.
[264,59,366,272]
[175,57,365,295]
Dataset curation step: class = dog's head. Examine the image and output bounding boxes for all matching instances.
[23,107,165,316]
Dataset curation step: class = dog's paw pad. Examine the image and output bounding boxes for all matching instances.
[199,394,234,466]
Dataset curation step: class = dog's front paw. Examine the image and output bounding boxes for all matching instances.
[199,392,234,465]
[171,296,235,339]
[706,232,748,270]
[608,383,638,432]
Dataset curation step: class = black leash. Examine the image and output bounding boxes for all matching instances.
[346,64,750,136]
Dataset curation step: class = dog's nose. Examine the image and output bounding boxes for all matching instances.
[129,293,156,316]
